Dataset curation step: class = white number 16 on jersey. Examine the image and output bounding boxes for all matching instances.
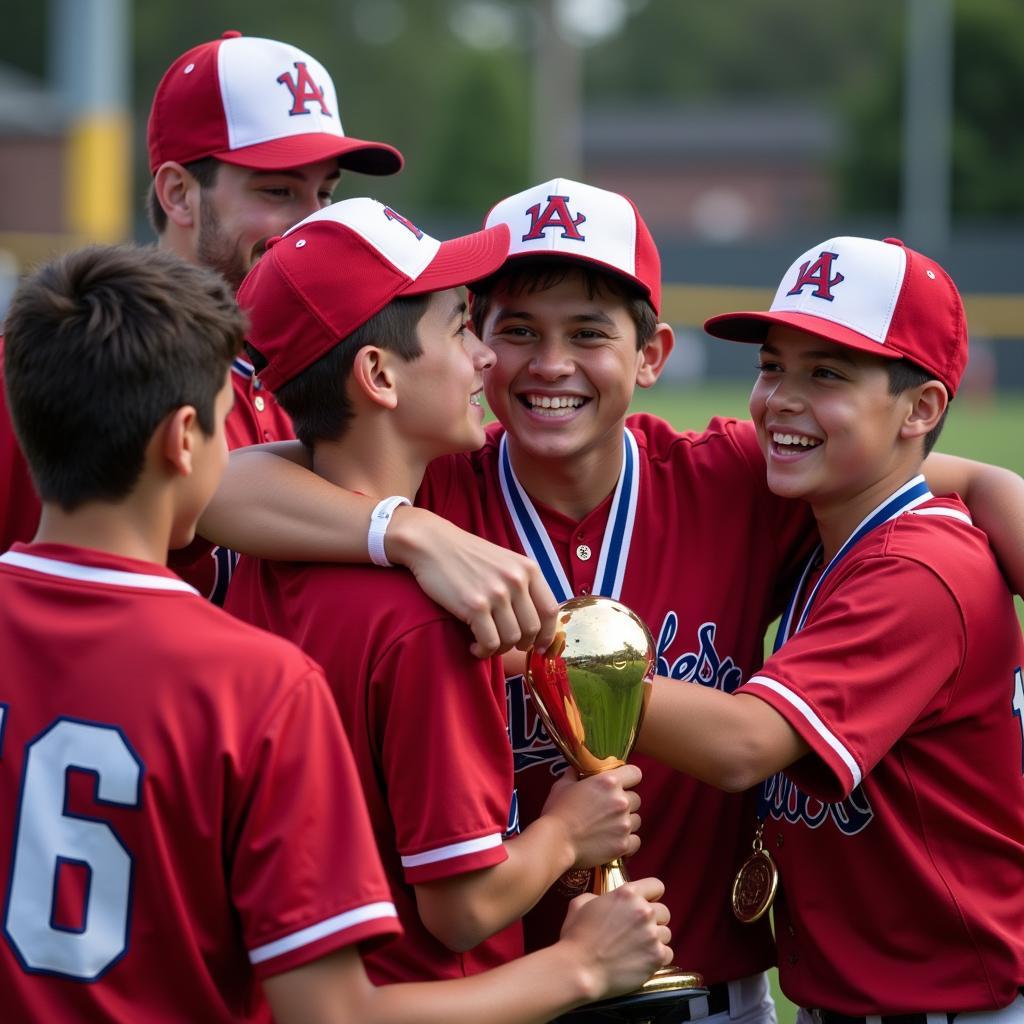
[3,713,142,981]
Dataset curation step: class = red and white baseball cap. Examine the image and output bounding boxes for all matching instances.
[480,178,662,314]
[147,31,403,175]
[704,236,967,396]
[236,199,511,392]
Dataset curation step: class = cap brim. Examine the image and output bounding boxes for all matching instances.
[405,223,512,295]
[704,310,904,361]
[215,133,404,175]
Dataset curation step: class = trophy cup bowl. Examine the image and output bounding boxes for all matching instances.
[526,596,707,1023]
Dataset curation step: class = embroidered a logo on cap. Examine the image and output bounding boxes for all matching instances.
[276,61,332,117]
[384,207,424,239]
[522,195,587,243]
[786,250,845,302]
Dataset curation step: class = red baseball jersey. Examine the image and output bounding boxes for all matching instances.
[226,557,522,983]
[739,497,1024,1012]
[0,349,293,602]
[0,542,399,1023]
[418,414,815,985]
[165,357,297,602]
[225,355,295,450]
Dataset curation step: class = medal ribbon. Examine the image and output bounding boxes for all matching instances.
[498,429,640,602]
[772,474,933,654]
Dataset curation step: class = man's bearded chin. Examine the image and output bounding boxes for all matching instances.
[196,205,249,292]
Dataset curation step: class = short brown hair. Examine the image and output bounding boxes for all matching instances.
[887,358,950,456]
[469,258,658,350]
[248,294,429,447]
[4,244,245,509]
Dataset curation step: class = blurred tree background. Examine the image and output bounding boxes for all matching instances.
[2,0,1022,230]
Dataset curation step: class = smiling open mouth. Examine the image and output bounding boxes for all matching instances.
[772,431,822,450]
[518,394,589,417]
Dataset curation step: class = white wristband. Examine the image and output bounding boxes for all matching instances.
[368,496,411,567]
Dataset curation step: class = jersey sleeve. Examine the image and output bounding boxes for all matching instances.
[370,618,513,885]
[738,554,965,802]
[230,666,401,979]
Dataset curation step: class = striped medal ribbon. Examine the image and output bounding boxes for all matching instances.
[498,428,640,603]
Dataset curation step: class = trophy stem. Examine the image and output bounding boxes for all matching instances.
[593,857,630,895]
[591,856,707,1000]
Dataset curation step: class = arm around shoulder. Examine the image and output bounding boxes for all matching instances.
[923,452,1024,596]
[200,442,559,656]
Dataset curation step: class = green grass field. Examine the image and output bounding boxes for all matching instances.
[553,383,1024,1022]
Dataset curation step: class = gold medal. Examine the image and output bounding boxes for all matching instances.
[556,867,594,897]
[731,825,778,923]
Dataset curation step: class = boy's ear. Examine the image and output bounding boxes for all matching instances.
[153,162,199,230]
[350,346,399,410]
[161,405,199,476]
[900,380,948,442]
[636,322,676,389]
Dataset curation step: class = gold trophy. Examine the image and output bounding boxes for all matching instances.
[526,596,707,1023]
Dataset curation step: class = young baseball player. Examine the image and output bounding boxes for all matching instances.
[0,242,673,1023]
[224,197,648,986]
[202,181,1024,1024]
[639,236,1024,1019]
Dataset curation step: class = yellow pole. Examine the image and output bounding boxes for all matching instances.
[55,0,131,244]
[67,111,132,243]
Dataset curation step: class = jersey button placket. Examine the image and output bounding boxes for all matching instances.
[573,532,595,597]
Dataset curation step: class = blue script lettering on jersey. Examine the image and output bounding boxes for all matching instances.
[761,772,874,836]
[506,675,566,777]
[504,789,520,838]
[655,615,744,692]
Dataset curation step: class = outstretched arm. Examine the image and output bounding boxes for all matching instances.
[636,676,808,792]
[923,452,1024,596]
[263,878,673,1024]
[199,443,559,655]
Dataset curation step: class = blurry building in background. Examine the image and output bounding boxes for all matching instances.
[0,60,74,285]
[0,61,66,235]
[585,103,839,242]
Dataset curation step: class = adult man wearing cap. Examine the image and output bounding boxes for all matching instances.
[146,31,403,450]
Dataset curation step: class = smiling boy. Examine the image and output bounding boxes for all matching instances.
[640,236,1024,1020]
[224,199,650,987]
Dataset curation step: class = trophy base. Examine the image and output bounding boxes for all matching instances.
[555,967,708,1024]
